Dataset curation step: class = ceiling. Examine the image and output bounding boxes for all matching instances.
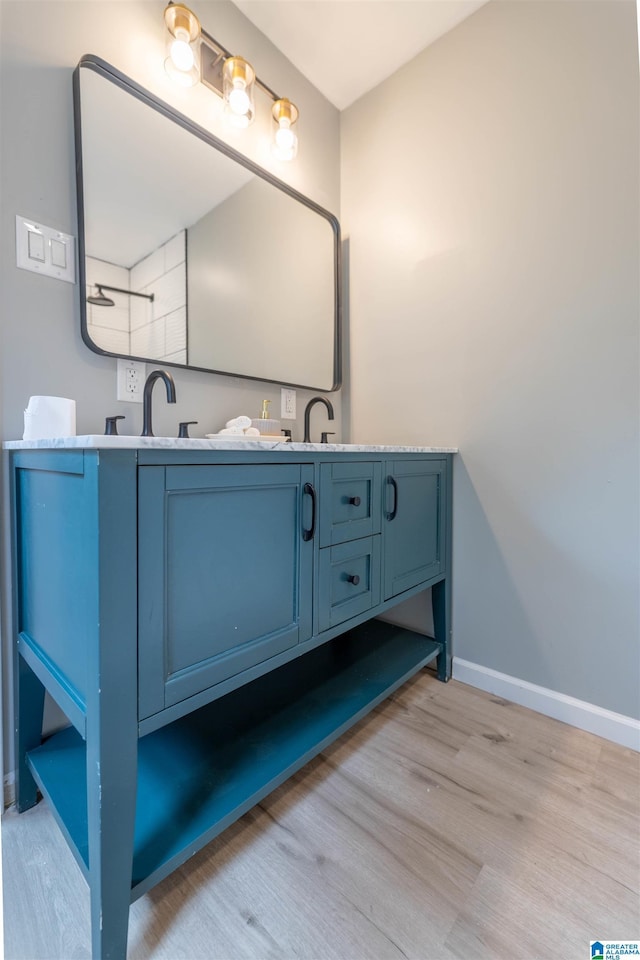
[231,0,489,110]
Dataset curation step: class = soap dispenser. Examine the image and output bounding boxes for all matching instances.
[251,400,281,436]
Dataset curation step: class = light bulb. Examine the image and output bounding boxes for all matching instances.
[170,38,195,72]
[222,57,255,126]
[273,129,298,160]
[164,19,199,86]
[275,124,296,152]
[271,99,299,161]
[228,80,250,117]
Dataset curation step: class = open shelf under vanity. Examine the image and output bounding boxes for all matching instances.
[28,621,441,901]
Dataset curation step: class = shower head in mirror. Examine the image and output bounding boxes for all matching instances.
[87,285,115,307]
[87,284,155,307]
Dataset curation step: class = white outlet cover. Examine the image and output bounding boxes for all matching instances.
[281,388,297,420]
[16,215,75,283]
[117,359,146,403]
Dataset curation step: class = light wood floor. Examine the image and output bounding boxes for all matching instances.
[3,673,639,960]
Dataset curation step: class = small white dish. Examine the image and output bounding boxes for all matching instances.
[204,434,290,443]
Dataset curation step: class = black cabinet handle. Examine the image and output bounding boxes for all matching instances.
[345,573,360,585]
[385,475,398,521]
[348,495,361,506]
[302,482,316,541]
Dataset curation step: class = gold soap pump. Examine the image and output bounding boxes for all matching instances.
[250,399,281,436]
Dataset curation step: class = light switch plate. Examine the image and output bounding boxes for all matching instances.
[16,215,76,283]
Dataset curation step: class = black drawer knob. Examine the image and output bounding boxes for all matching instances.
[348,496,361,506]
[346,574,360,585]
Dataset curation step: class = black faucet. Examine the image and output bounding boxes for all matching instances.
[141,369,177,437]
[303,396,335,443]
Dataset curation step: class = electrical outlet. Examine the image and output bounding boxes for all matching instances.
[281,388,296,420]
[117,359,146,403]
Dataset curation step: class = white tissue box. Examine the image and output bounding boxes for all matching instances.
[23,396,76,440]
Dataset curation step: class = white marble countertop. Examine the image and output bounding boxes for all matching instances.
[4,435,458,454]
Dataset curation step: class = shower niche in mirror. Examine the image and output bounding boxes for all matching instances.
[74,56,341,391]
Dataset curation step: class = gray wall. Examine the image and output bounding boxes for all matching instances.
[0,1,341,778]
[342,0,639,718]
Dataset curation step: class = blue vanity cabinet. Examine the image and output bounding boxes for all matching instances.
[137,463,314,721]
[9,444,453,960]
[383,458,446,600]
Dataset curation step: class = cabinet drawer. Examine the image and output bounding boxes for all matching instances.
[319,461,382,546]
[318,536,381,631]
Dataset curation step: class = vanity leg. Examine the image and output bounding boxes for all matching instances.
[84,449,139,959]
[86,726,137,960]
[434,456,453,682]
[14,655,46,812]
[433,579,452,682]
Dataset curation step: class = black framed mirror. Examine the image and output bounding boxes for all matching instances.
[73,56,341,391]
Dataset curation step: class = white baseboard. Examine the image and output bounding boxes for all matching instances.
[453,657,640,752]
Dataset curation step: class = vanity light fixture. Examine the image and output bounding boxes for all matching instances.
[272,98,299,161]
[163,2,300,159]
[222,56,255,128]
[164,2,201,87]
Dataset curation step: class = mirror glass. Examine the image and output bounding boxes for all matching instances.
[75,59,341,390]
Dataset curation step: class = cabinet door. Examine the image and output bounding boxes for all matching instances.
[138,464,314,719]
[383,459,445,601]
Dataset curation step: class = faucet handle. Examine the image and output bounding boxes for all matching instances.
[321,431,336,444]
[178,421,198,439]
[105,415,125,436]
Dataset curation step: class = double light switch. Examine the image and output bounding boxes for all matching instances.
[16,215,76,283]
